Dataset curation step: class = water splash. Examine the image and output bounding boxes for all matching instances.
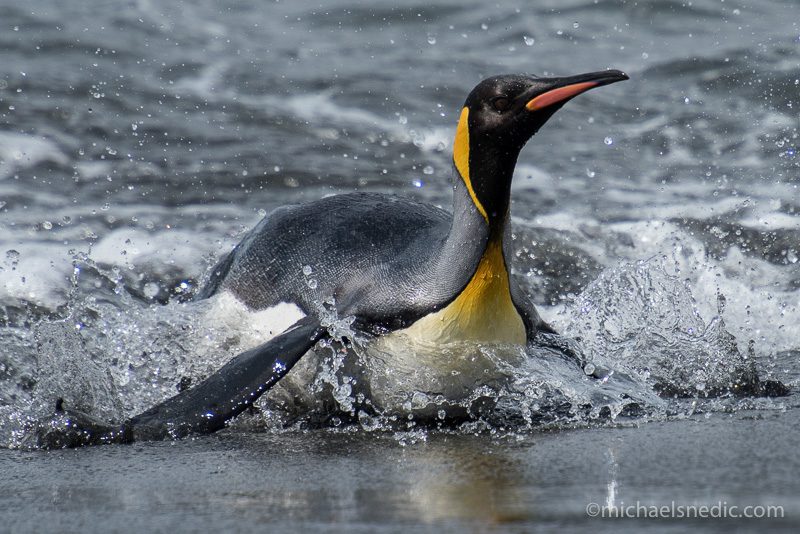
[563,257,765,397]
[0,249,790,449]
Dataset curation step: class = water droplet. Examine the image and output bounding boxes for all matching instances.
[302,265,313,276]
[422,165,434,175]
[523,35,535,46]
[583,363,596,375]
[412,179,423,188]
[143,282,160,299]
[131,123,138,131]
[426,34,436,45]
[573,21,580,29]
[42,220,53,230]
[683,97,690,104]
[437,410,446,420]
[586,168,596,178]
[306,278,318,290]
[398,115,408,125]
[481,23,488,30]
[604,136,613,146]
[6,250,20,271]
[257,208,267,217]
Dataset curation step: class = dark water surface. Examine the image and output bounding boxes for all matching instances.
[2,411,798,532]
[1,0,799,531]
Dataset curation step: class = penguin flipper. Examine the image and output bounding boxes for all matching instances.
[129,315,327,439]
[37,316,327,448]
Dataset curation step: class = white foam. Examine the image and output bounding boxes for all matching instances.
[273,91,456,156]
[0,242,72,308]
[738,211,800,230]
[0,132,69,180]
[512,164,554,191]
[603,219,800,354]
[91,227,212,271]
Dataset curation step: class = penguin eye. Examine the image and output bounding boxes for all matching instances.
[491,96,511,112]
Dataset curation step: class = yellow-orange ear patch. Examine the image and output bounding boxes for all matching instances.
[453,107,488,222]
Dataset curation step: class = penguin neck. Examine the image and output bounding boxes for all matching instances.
[407,171,525,345]
[453,151,517,243]
[467,145,518,237]
[441,175,509,273]
[431,102,521,307]
[451,106,519,243]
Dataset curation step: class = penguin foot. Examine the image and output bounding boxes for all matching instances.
[533,331,608,377]
[35,399,132,449]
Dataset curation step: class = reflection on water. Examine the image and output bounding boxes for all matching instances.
[401,438,530,524]
[5,413,798,531]
[605,447,619,511]
[207,433,539,526]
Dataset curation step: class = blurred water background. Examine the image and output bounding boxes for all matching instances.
[1,0,799,531]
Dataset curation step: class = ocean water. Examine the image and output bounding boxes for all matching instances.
[1,0,799,531]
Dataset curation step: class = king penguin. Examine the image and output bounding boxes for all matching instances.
[42,69,629,446]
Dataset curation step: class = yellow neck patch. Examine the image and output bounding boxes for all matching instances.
[453,107,489,223]
[400,238,526,345]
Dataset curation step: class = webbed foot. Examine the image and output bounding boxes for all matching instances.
[533,331,612,379]
[36,399,132,449]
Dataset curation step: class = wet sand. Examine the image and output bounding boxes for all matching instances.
[2,408,797,533]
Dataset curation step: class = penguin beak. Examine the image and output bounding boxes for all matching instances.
[526,70,629,112]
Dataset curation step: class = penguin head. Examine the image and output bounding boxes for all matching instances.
[453,69,628,223]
